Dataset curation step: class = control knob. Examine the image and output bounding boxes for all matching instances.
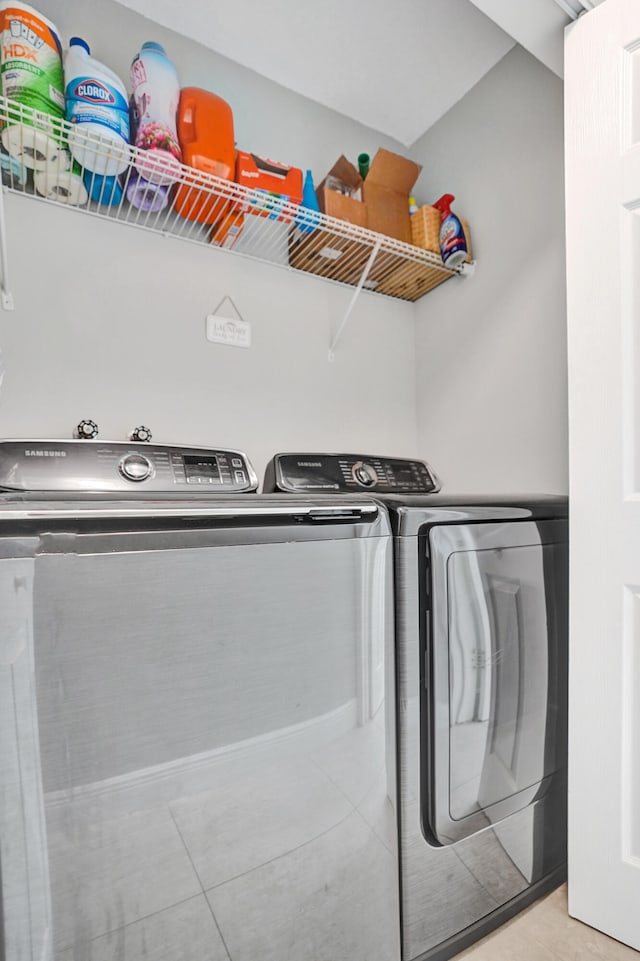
[75,419,98,440]
[119,453,153,483]
[129,425,152,443]
[352,461,378,487]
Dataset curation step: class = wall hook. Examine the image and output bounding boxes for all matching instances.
[210,295,246,323]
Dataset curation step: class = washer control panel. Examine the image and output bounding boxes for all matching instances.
[264,453,439,494]
[0,441,259,493]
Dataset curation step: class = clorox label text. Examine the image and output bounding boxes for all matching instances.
[75,81,115,104]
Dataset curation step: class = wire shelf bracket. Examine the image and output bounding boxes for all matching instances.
[328,238,382,362]
[0,185,14,310]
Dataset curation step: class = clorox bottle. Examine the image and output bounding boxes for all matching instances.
[433,193,467,269]
[65,37,130,176]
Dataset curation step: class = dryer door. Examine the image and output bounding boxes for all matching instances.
[423,519,567,846]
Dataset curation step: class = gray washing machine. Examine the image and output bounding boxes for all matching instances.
[0,440,399,961]
[264,453,568,961]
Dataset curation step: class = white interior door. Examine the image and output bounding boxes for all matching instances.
[566,0,640,948]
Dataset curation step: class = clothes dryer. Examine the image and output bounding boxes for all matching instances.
[264,452,568,961]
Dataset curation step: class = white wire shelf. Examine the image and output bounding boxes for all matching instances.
[0,96,470,307]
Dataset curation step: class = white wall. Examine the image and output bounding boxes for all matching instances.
[0,2,567,493]
[37,0,406,196]
[0,198,418,482]
[0,0,418,484]
[409,45,568,495]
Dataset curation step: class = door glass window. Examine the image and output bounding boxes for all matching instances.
[425,520,568,846]
[447,543,561,820]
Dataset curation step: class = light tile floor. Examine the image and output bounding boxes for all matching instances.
[455,885,640,961]
[46,718,401,961]
[46,706,635,961]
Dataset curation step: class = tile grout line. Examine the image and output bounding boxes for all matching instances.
[349,802,397,859]
[308,752,385,814]
[451,844,523,909]
[167,803,234,960]
[307,753,359,808]
[307,755,394,853]
[54,893,206,956]
[203,805,358,894]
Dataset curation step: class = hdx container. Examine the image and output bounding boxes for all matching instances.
[0,1,66,169]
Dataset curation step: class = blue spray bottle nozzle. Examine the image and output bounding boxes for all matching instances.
[295,169,321,234]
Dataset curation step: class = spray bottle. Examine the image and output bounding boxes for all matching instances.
[294,169,321,234]
[432,193,467,268]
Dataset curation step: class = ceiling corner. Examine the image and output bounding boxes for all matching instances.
[467,0,571,77]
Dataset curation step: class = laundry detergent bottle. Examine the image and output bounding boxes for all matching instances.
[433,193,467,268]
[130,41,182,185]
[65,37,130,175]
[0,1,66,170]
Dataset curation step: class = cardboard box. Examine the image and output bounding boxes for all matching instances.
[362,148,422,243]
[234,151,303,221]
[316,155,367,228]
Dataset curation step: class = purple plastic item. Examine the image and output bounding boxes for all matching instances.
[126,170,169,212]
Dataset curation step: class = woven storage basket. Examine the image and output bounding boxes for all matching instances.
[377,261,452,301]
[411,206,472,262]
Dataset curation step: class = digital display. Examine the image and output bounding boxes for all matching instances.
[393,465,435,491]
[394,467,418,484]
[184,455,220,480]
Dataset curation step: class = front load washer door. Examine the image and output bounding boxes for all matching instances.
[422,519,568,846]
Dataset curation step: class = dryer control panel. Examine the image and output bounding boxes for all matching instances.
[264,453,439,494]
[0,441,259,493]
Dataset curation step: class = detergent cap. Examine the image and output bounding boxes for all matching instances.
[69,37,90,54]
[433,193,455,220]
[141,42,167,55]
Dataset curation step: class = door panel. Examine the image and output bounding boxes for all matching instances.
[566,0,640,946]
[1,518,400,961]
[425,520,567,846]
[35,539,360,791]
[395,519,567,961]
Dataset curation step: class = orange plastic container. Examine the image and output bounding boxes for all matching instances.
[234,151,303,221]
[174,86,235,224]
[210,208,245,248]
